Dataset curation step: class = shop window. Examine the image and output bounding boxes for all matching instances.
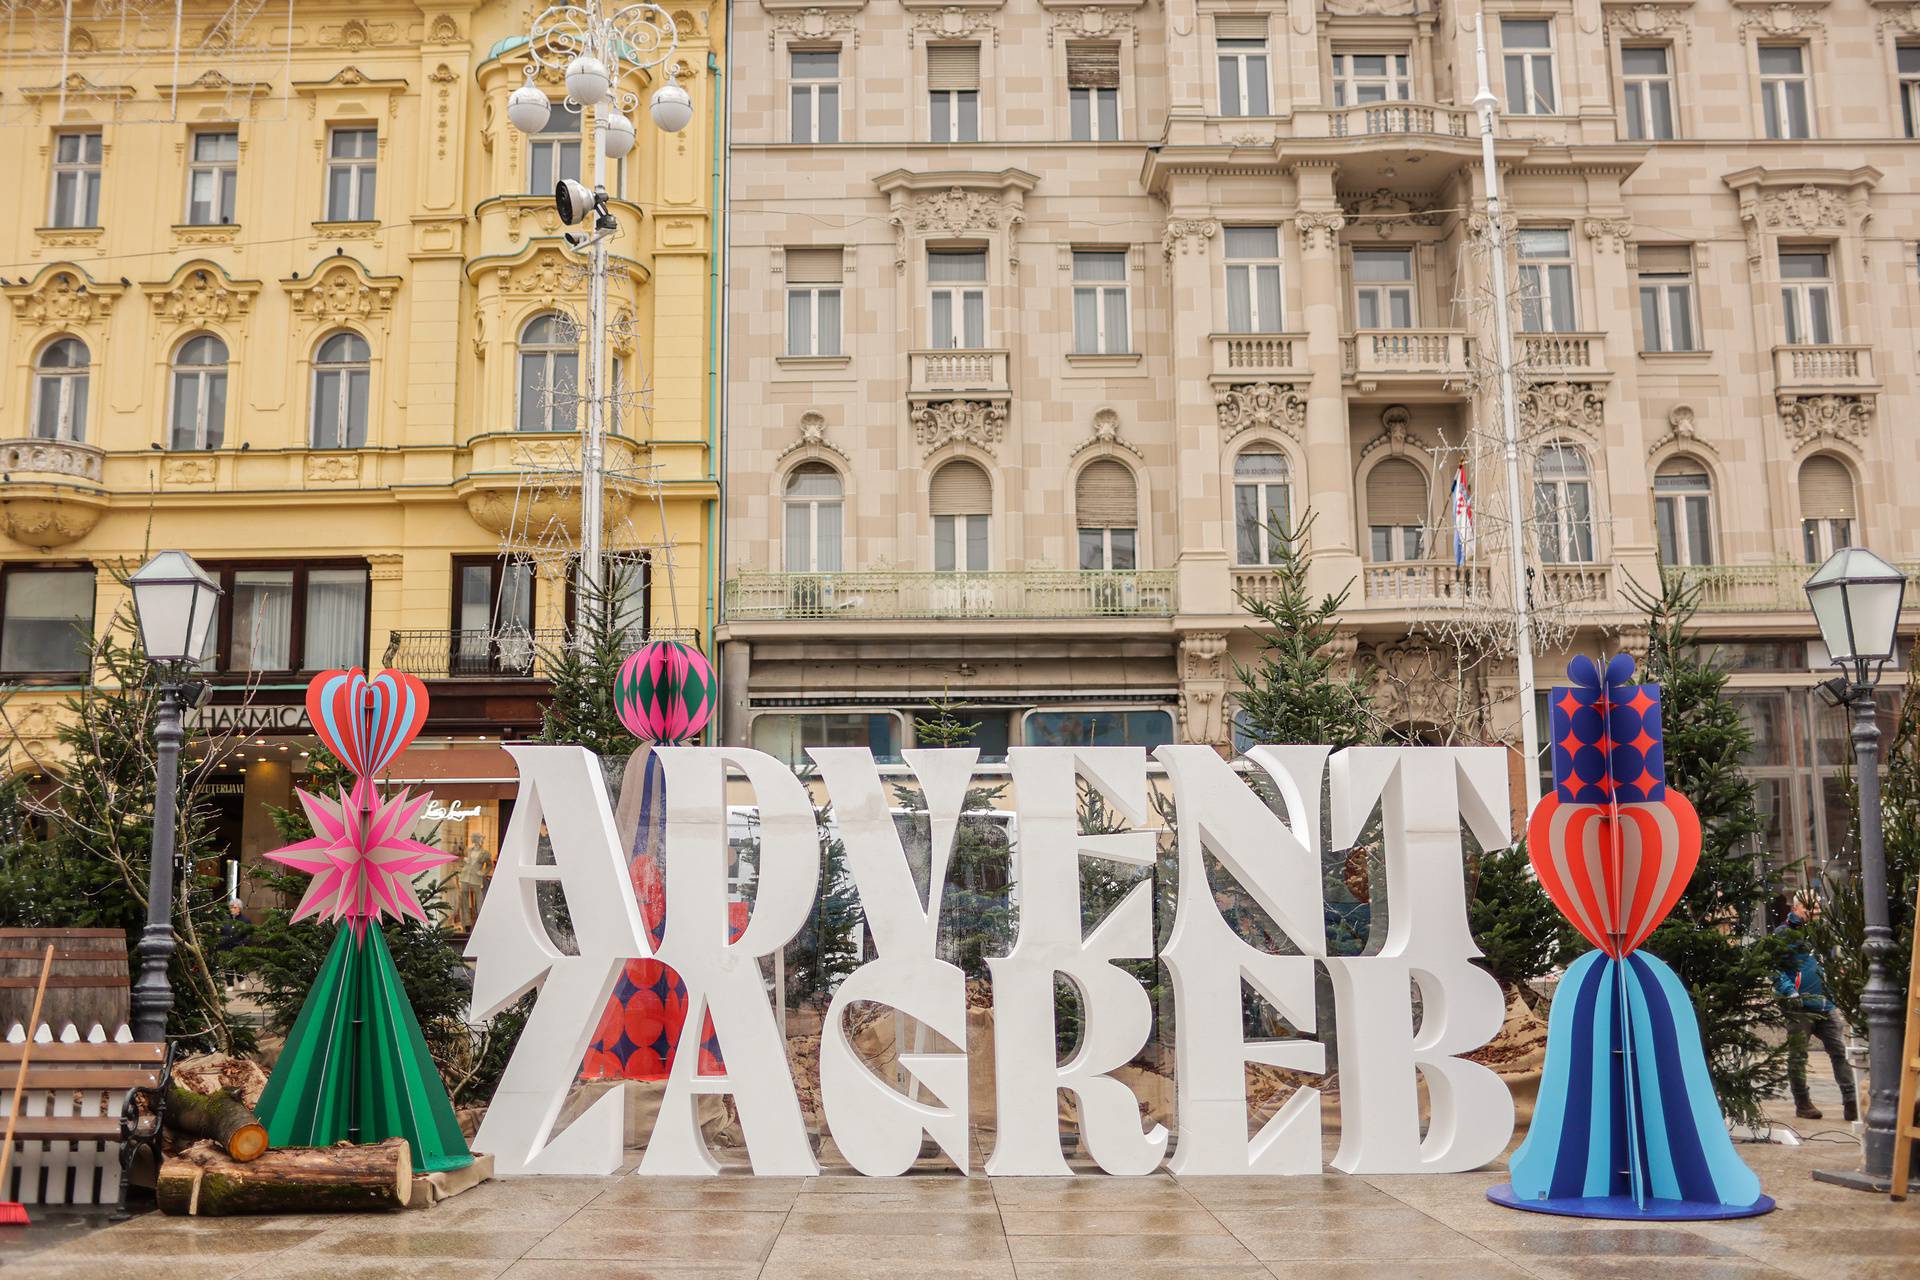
[1023,707,1173,749]
[909,707,1012,762]
[751,711,903,765]
[0,566,96,674]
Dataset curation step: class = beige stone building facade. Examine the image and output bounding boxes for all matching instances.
[720,0,1920,874]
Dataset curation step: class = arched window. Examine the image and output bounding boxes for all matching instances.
[518,313,579,432]
[32,337,90,442]
[169,334,229,450]
[930,459,991,572]
[1366,457,1428,561]
[1233,450,1292,565]
[1799,454,1856,563]
[1076,459,1139,570]
[310,332,370,448]
[784,463,844,573]
[1533,443,1594,563]
[1653,456,1714,566]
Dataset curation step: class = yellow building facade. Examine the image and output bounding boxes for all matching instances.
[0,2,724,889]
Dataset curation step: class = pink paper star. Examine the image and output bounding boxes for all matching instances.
[264,786,456,932]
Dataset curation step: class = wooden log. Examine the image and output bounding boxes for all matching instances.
[155,1138,412,1216]
[165,1084,269,1162]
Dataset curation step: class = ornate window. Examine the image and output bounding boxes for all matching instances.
[1233,450,1292,565]
[1517,228,1577,333]
[526,102,582,194]
[927,43,981,142]
[310,331,371,448]
[785,248,844,357]
[1501,19,1557,115]
[32,337,90,442]
[1622,46,1675,140]
[1367,457,1428,561]
[928,249,988,349]
[1533,443,1595,563]
[1653,458,1715,566]
[325,128,377,221]
[930,459,991,572]
[1067,42,1121,140]
[1353,247,1415,329]
[1225,227,1283,333]
[1901,45,1920,138]
[1215,17,1271,117]
[785,462,845,573]
[48,131,102,228]
[1780,248,1836,345]
[186,131,239,225]
[1636,244,1697,352]
[1076,459,1138,570]
[1759,45,1812,140]
[1331,50,1410,105]
[169,334,229,450]
[517,313,580,431]
[790,48,841,143]
[1071,250,1130,354]
[1799,454,1855,563]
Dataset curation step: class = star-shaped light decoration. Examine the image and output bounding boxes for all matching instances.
[265,786,455,932]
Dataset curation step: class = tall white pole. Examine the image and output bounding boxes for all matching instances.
[581,95,609,631]
[1473,11,1542,812]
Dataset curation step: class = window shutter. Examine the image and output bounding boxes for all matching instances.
[1367,459,1428,526]
[927,44,981,91]
[931,460,992,515]
[1076,459,1137,527]
[1214,14,1269,40]
[1655,456,1705,480]
[1636,244,1692,274]
[1799,455,1856,518]
[1067,42,1121,89]
[786,247,843,284]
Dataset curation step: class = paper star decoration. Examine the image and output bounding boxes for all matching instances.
[265,786,455,931]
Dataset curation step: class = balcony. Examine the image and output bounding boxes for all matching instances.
[1359,561,1492,608]
[1772,345,1878,392]
[724,570,1176,622]
[0,437,109,549]
[1519,332,1609,377]
[909,348,1011,400]
[1342,329,1474,394]
[1661,562,1920,613]
[383,626,702,681]
[1210,333,1308,382]
[1325,102,1474,140]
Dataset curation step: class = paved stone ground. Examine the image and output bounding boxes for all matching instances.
[1,1089,1913,1280]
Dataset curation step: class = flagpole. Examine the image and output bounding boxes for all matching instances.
[1474,9,1543,813]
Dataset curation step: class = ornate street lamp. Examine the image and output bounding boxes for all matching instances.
[1804,546,1910,1190]
[126,551,222,1044]
[506,3,686,627]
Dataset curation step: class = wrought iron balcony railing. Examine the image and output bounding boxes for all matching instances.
[724,570,1177,621]
[383,626,701,680]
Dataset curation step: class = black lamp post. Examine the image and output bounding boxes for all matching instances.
[1804,546,1910,1190]
[125,551,222,1045]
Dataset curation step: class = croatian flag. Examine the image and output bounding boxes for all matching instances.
[1451,463,1474,567]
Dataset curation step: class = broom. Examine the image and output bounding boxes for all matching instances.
[0,944,56,1226]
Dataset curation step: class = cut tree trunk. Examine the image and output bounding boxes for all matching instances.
[166,1084,269,1161]
[155,1138,412,1216]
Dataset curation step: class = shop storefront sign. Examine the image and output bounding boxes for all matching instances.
[469,744,1515,1180]
[422,799,485,822]
[189,703,307,734]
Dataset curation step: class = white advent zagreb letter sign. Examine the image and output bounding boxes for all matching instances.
[640,747,823,1176]
[1325,747,1515,1174]
[810,747,977,1175]
[1156,745,1329,1174]
[467,745,650,1176]
[987,746,1167,1176]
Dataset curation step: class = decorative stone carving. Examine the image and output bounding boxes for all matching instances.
[1876,2,1920,42]
[500,248,578,297]
[162,456,217,485]
[1160,217,1218,260]
[1758,185,1847,233]
[146,267,256,324]
[779,410,850,461]
[173,225,242,246]
[0,439,103,482]
[427,13,462,43]
[284,262,400,326]
[33,228,106,253]
[766,6,862,48]
[1646,403,1718,458]
[1737,3,1825,41]
[1778,393,1873,446]
[1357,404,1415,462]
[906,4,1001,45]
[1368,642,1483,735]
[1603,3,1695,45]
[1466,210,1520,247]
[1340,189,1441,237]
[1073,406,1143,458]
[0,495,107,549]
[1582,217,1633,253]
[1047,4,1141,45]
[912,399,1007,455]
[306,454,364,482]
[1216,382,1306,441]
[908,188,1007,236]
[1177,631,1232,749]
[1519,381,1605,436]
[6,269,119,326]
[1295,211,1346,253]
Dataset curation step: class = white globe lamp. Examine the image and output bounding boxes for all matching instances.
[601,109,637,158]
[566,54,611,106]
[649,82,693,133]
[507,83,552,133]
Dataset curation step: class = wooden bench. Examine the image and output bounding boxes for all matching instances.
[0,1038,173,1217]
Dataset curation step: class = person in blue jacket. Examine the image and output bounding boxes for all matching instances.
[1771,893,1858,1122]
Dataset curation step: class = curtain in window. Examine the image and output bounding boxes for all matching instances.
[304,569,368,669]
[231,571,294,670]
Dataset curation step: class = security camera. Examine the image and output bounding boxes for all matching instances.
[556,178,598,226]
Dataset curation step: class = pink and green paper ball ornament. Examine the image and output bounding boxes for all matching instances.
[615,639,717,745]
